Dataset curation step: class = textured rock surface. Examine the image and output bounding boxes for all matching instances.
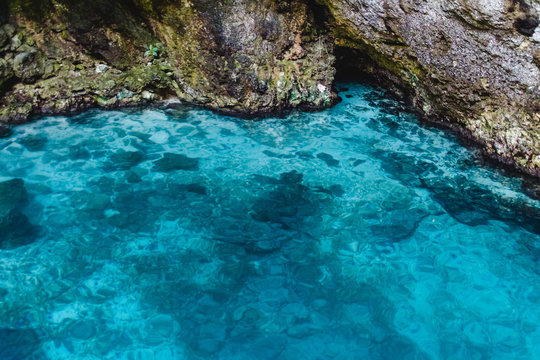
[0,0,336,122]
[0,0,539,177]
[322,0,540,176]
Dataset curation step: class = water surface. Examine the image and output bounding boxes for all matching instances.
[0,83,539,359]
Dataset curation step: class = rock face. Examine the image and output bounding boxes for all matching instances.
[322,0,540,177]
[0,0,539,177]
[0,0,336,122]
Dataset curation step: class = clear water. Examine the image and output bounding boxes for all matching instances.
[0,83,539,360]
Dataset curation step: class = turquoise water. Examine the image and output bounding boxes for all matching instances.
[0,83,539,359]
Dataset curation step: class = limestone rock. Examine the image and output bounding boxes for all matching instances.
[0,0,337,120]
[320,0,540,176]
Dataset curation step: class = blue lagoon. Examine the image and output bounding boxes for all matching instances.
[0,84,539,359]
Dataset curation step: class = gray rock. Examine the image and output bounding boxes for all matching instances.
[321,0,540,176]
[12,49,45,83]
[141,90,155,100]
[116,89,134,100]
[9,33,22,50]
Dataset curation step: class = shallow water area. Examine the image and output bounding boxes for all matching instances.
[0,83,539,359]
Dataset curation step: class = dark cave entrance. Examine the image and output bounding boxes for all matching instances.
[333,47,373,83]
[332,46,416,109]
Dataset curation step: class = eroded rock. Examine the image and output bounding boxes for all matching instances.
[0,0,337,121]
[321,0,540,177]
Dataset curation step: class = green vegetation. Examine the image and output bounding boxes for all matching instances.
[144,44,164,58]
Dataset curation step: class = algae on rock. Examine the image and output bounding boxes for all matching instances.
[0,0,337,122]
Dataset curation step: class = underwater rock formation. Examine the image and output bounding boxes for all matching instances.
[0,178,36,248]
[0,0,539,177]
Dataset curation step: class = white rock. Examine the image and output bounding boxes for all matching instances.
[142,90,155,100]
[95,64,109,74]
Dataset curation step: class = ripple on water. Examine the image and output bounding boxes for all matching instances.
[0,83,539,359]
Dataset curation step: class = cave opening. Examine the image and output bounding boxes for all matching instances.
[332,45,416,111]
[333,46,373,83]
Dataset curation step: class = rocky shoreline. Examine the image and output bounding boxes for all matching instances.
[1,0,539,178]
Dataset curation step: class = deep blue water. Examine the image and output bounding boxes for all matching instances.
[0,83,539,360]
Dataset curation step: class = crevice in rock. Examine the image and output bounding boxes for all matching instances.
[0,75,18,98]
[514,16,539,36]
[511,0,539,36]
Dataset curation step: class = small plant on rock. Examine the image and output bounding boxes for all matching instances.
[144,43,164,59]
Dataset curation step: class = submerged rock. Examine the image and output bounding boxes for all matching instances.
[0,178,37,248]
[317,152,340,167]
[213,216,293,254]
[0,328,44,360]
[19,134,47,151]
[0,124,11,138]
[421,175,540,234]
[153,153,199,172]
[170,183,208,196]
[0,178,28,216]
[107,150,146,171]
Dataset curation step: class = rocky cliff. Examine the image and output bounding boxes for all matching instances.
[322,0,540,177]
[0,0,337,122]
[0,0,539,177]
